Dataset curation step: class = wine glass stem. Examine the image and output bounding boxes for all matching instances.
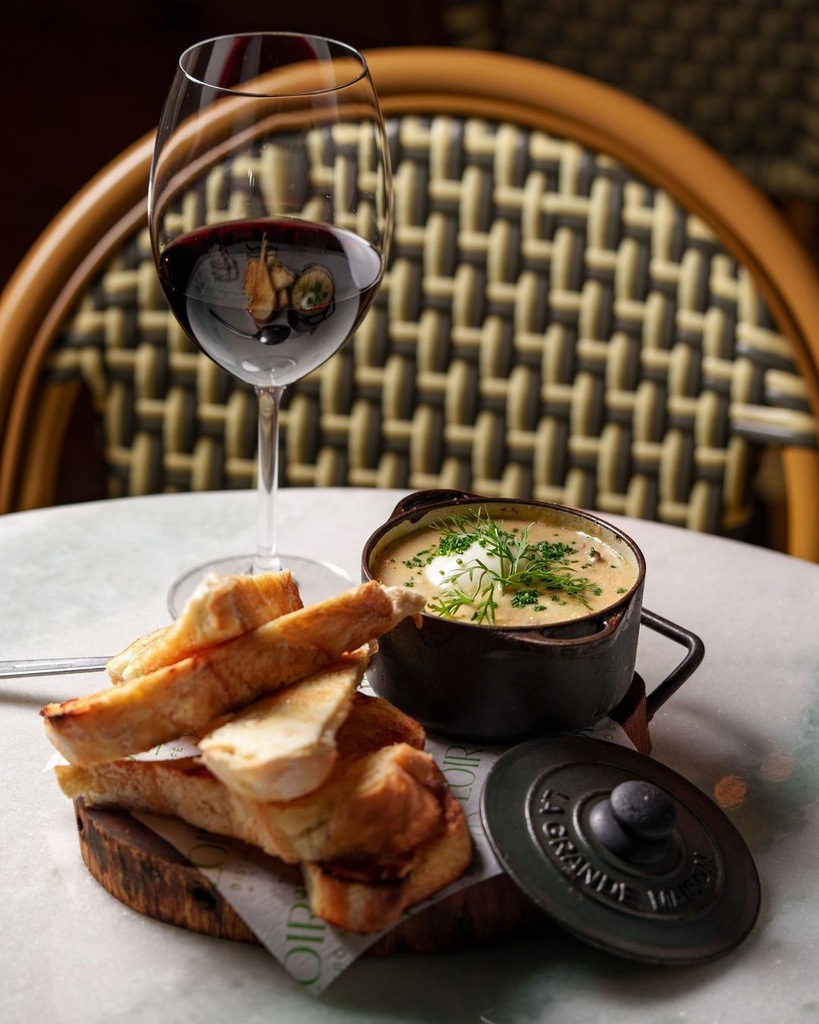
[254,384,285,574]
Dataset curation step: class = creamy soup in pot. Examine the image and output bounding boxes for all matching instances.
[372,505,638,626]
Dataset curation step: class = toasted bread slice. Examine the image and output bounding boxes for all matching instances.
[199,647,371,802]
[248,741,446,863]
[42,582,425,766]
[335,691,426,759]
[107,570,303,683]
[302,784,472,933]
[56,741,444,865]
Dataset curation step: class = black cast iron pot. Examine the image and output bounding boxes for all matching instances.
[362,490,703,742]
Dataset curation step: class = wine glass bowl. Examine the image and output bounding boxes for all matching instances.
[148,33,392,613]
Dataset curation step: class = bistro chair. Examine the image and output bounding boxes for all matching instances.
[442,0,819,207]
[1,48,819,560]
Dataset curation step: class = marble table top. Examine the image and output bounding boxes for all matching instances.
[2,488,817,1023]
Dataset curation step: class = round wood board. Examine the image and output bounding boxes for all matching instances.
[72,678,650,955]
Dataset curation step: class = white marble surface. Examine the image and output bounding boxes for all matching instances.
[2,488,818,1024]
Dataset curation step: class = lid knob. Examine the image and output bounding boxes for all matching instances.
[589,779,676,865]
[482,736,762,964]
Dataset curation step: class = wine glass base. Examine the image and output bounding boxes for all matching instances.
[167,553,353,619]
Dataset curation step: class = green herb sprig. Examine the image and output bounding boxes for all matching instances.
[424,509,602,624]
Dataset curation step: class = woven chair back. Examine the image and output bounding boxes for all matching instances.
[2,49,818,556]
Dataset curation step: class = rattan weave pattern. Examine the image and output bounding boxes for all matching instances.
[444,0,819,200]
[44,115,816,535]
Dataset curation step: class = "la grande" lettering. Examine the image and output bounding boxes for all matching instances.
[542,821,640,908]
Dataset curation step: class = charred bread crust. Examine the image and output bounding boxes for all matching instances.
[107,570,303,682]
[301,786,472,933]
[55,740,448,865]
[46,577,471,934]
[198,648,370,802]
[335,691,426,757]
[42,583,425,766]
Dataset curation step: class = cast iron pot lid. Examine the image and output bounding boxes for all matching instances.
[480,735,760,965]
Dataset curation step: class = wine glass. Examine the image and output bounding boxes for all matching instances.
[148,32,392,615]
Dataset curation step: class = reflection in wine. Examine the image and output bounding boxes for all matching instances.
[158,217,383,388]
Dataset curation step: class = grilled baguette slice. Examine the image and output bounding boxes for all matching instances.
[107,570,303,682]
[335,691,426,758]
[302,784,472,933]
[56,741,445,865]
[199,647,371,801]
[41,582,425,766]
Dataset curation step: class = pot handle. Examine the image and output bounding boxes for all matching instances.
[641,608,705,720]
[388,489,484,519]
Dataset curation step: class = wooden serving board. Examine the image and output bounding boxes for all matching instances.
[72,677,650,955]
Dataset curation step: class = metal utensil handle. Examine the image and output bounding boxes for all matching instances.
[0,656,110,679]
[641,608,705,720]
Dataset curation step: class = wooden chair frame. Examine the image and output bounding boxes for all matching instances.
[2,48,819,556]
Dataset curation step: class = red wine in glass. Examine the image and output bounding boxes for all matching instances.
[148,32,392,615]
[157,217,383,388]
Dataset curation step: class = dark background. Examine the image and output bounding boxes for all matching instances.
[1,1,448,291]
[5,2,816,293]
[5,2,812,538]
